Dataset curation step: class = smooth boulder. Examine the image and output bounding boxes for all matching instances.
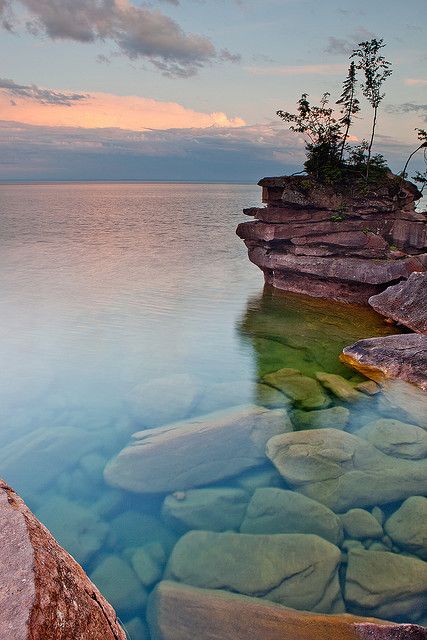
[240,487,343,545]
[165,531,343,613]
[384,497,427,560]
[357,419,427,459]
[104,405,292,493]
[345,548,427,622]
[162,488,248,532]
[266,428,427,511]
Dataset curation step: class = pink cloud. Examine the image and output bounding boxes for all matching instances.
[404,78,427,86]
[0,88,245,130]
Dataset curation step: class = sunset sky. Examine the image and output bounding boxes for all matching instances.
[1,0,426,181]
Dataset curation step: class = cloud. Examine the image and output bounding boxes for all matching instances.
[405,78,427,87]
[246,63,346,76]
[386,102,427,123]
[0,77,89,106]
[0,0,239,77]
[0,83,246,129]
[324,37,353,56]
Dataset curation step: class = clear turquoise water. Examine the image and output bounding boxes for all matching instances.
[0,183,426,638]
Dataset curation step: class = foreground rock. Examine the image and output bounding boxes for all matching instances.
[240,487,343,545]
[148,581,427,640]
[369,272,427,334]
[104,405,292,493]
[165,531,343,613]
[341,334,427,391]
[345,548,427,622]
[0,479,126,640]
[384,496,427,560]
[266,428,427,511]
[237,174,426,303]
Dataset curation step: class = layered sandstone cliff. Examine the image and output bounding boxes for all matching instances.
[237,174,426,303]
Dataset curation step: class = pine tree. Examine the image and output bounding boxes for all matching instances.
[336,61,360,161]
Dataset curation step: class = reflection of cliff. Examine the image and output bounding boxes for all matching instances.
[237,287,399,379]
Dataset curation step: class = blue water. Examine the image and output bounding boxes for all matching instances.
[0,182,426,638]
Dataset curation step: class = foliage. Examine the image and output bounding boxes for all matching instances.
[401,128,427,186]
[276,37,398,188]
[350,38,392,178]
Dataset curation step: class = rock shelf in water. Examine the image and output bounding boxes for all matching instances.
[237,174,426,303]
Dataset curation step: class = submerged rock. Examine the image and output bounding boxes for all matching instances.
[345,548,427,622]
[357,419,427,459]
[0,479,127,640]
[293,406,350,430]
[315,372,363,402]
[340,334,427,391]
[263,369,328,409]
[127,373,199,427]
[165,531,343,613]
[104,405,292,493]
[266,428,427,511]
[255,383,291,408]
[384,497,427,560]
[340,509,383,540]
[109,511,176,553]
[378,380,427,430]
[162,488,248,533]
[36,496,109,565]
[148,581,427,640]
[89,555,148,616]
[240,488,343,545]
[369,272,427,334]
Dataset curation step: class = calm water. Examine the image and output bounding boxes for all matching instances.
[0,183,426,638]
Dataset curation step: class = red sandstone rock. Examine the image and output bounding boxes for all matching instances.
[368,272,427,334]
[340,334,427,391]
[0,479,127,640]
[147,581,427,640]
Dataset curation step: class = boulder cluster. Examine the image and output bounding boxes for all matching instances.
[237,175,426,304]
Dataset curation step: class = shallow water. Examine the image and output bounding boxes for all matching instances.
[0,182,426,637]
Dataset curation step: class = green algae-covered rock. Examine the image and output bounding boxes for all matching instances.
[263,369,328,409]
[255,383,291,408]
[293,406,350,431]
[165,531,344,614]
[240,488,343,545]
[162,488,248,533]
[315,372,363,402]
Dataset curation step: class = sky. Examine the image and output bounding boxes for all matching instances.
[0,0,426,181]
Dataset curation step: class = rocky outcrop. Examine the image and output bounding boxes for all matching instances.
[0,479,126,640]
[266,428,427,511]
[148,581,427,640]
[237,174,426,303]
[368,272,427,334]
[104,405,293,493]
[340,334,427,391]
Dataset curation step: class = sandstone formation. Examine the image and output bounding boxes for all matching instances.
[369,271,427,334]
[104,405,293,493]
[340,334,427,391]
[165,531,344,613]
[266,428,427,511]
[148,581,427,640]
[240,487,344,544]
[237,175,426,303]
[0,479,126,640]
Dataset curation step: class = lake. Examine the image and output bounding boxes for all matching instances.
[0,182,426,638]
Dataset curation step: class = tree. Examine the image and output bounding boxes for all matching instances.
[336,61,360,161]
[401,128,427,179]
[351,38,392,178]
[276,93,342,180]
